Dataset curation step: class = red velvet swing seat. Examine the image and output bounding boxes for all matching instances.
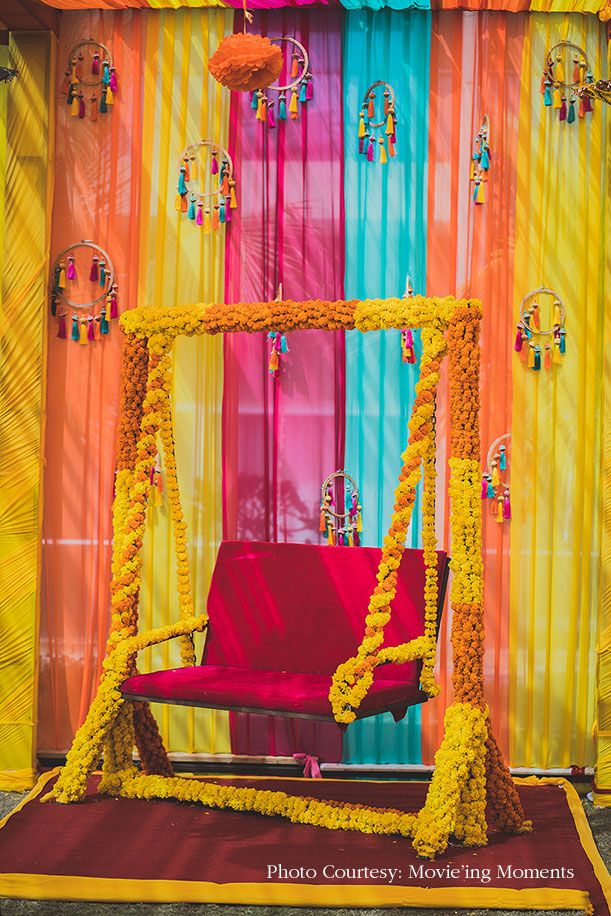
[121,540,449,724]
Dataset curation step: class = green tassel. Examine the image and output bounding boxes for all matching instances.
[71,316,79,342]
[99,89,108,114]
[100,310,109,334]
[567,99,576,124]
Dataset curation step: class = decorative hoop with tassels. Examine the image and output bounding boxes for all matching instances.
[176,140,237,231]
[514,286,567,371]
[50,239,117,344]
[470,114,491,205]
[482,433,511,524]
[541,40,593,123]
[61,38,118,119]
[357,79,397,163]
[320,470,363,547]
[249,36,313,127]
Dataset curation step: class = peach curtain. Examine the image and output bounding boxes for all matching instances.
[38,11,145,751]
[422,10,525,763]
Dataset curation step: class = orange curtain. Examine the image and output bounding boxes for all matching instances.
[38,11,145,752]
[422,10,525,763]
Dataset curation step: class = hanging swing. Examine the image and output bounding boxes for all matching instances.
[44,295,531,861]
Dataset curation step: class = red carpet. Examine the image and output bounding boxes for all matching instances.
[0,771,609,912]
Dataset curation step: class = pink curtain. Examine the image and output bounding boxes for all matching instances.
[223,9,345,759]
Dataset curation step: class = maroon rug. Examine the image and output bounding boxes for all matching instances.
[0,772,608,912]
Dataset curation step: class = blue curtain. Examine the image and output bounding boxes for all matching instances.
[342,9,431,764]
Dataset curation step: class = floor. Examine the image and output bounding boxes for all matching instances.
[0,783,608,916]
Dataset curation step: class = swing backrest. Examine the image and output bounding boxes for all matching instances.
[203,541,449,682]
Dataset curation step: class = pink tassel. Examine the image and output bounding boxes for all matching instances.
[366,138,375,162]
[503,491,512,520]
[109,289,118,319]
[92,53,100,76]
[78,94,86,119]
[89,257,99,282]
[57,313,67,339]
[404,328,413,348]
[306,77,313,101]
[196,203,203,226]
[559,97,567,121]
[211,150,219,175]
[87,317,95,341]
[268,103,276,128]
[109,68,118,93]
[481,476,488,500]
[224,196,232,223]
[67,256,77,281]
[514,328,523,352]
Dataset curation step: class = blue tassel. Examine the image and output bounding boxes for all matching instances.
[280,334,289,353]
[480,146,490,170]
[100,310,109,334]
[473,182,479,203]
[533,346,541,370]
[499,447,506,471]
[268,331,277,340]
[278,93,287,120]
[487,481,495,499]
[188,198,196,220]
[251,91,258,110]
[544,83,552,106]
[567,99,576,124]
[71,316,79,342]
[178,170,187,195]
[559,330,566,354]
[219,201,226,224]
[102,62,110,86]
[298,82,307,103]
[99,263,106,287]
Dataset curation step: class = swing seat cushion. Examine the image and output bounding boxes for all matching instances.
[121,540,449,722]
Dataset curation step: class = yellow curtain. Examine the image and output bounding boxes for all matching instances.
[137,9,233,755]
[0,33,55,790]
[510,13,607,768]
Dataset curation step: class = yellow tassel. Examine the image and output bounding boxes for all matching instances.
[358,112,365,139]
[496,499,504,523]
[348,530,354,547]
[289,90,298,117]
[554,304,561,326]
[71,95,79,117]
[476,181,485,204]
[256,94,264,120]
[491,464,500,488]
[175,194,182,212]
[553,341,562,364]
[190,157,198,181]
[386,112,393,136]
[555,58,565,83]
[58,266,66,289]
[379,138,387,165]
[470,159,476,181]
[203,209,212,233]
[327,527,334,546]
[357,510,362,533]
[527,344,535,368]
[229,181,238,209]
[106,85,114,105]
[553,87,562,109]
[79,320,88,345]
[269,348,278,373]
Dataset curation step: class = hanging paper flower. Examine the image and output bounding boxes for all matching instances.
[208,32,283,92]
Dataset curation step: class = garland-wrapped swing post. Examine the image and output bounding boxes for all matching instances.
[44,296,530,859]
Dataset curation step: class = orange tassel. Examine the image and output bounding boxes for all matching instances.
[367,92,375,119]
[544,345,552,370]
[291,51,299,79]
[229,180,238,209]
[212,206,220,230]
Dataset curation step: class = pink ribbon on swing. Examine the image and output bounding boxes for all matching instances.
[293,753,322,779]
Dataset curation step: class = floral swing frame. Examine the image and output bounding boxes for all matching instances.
[44,295,531,860]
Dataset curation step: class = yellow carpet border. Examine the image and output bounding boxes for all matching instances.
[0,769,607,912]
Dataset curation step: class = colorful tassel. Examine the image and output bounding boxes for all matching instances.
[100,308,109,334]
[480,144,490,170]
[559,97,567,121]
[71,93,79,117]
[67,255,77,281]
[319,509,326,533]
[203,209,212,234]
[379,137,387,164]
[559,329,566,354]
[306,76,313,101]
[87,316,95,341]
[196,203,203,226]
[291,51,299,80]
[543,82,552,106]
[78,93,86,119]
[552,87,562,109]
[99,261,106,287]
[278,92,287,120]
[211,149,219,175]
[367,92,375,119]
[532,304,540,330]
[481,475,489,500]
[188,197,196,221]
[225,197,232,223]
[71,314,79,341]
[366,136,375,162]
[251,91,259,110]
[100,89,108,114]
[229,180,238,209]
[388,136,395,158]
[475,181,485,204]
[109,288,118,319]
[491,463,500,488]
[58,263,66,289]
[105,85,114,106]
[212,205,220,230]
[289,90,298,119]
[567,98,576,123]
[92,53,100,76]
[102,60,110,86]
[298,81,307,104]
[544,344,552,370]
[109,67,118,93]
[280,334,289,353]
[78,319,87,345]
[178,168,187,196]
[487,479,495,499]
[268,102,276,129]
[533,344,541,371]
[57,312,67,339]
[553,338,562,364]
[89,256,99,282]
[175,194,182,212]
[503,491,511,520]
[499,445,507,471]
[219,200,226,224]
[514,326,523,352]
[496,498,504,523]
[268,347,279,375]
[555,57,564,83]
[527,344,535,369]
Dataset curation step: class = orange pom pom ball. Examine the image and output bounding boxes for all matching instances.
[208,33,283,92]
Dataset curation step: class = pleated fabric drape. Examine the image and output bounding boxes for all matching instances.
[509,12,607,768]
[0,33,55,789]
[421,9,526,764]
[223,8,345,760]
[136,9,234,755]
[341,9,431,765]
[38,10,145,752]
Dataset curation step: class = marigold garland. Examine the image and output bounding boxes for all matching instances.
[46,295,531,860]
